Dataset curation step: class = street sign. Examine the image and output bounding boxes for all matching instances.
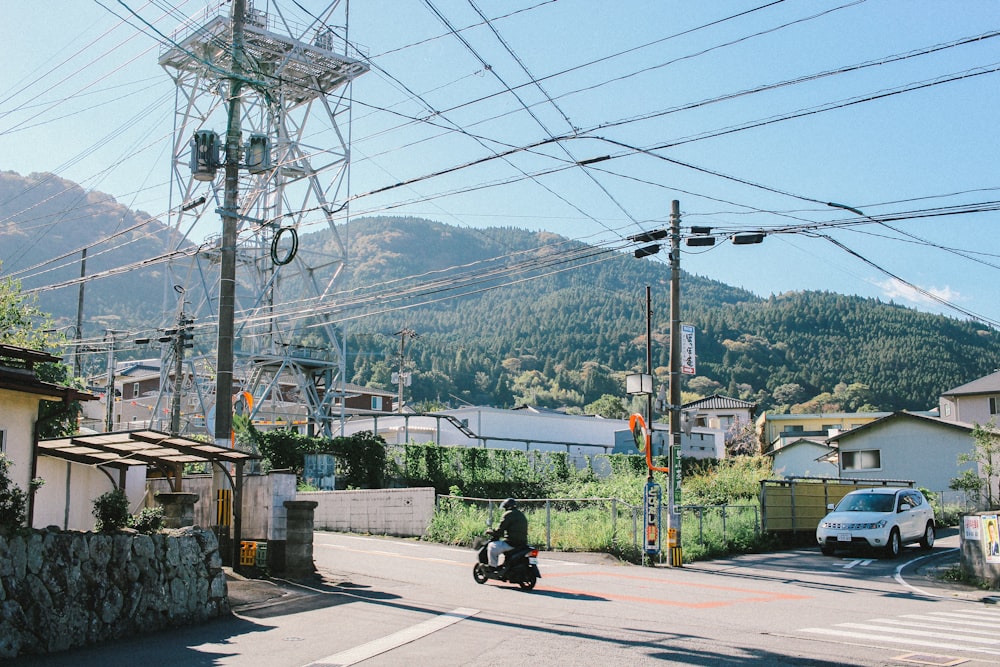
[644,479,662,556]
[681,324,696,375]
[672,445,682,505]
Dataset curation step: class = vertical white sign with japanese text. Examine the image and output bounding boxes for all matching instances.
[681,324,696,375]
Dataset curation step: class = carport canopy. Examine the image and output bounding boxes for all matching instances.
[36,429,259,491]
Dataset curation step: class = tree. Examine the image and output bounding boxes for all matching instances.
[0,271,60,350]
[953,420,1000,509]
[584,394,628,419]
[1,270,83,437]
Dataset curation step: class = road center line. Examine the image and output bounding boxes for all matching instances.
[304,607,478,667]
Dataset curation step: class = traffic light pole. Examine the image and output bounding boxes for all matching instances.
[667,199,683,567]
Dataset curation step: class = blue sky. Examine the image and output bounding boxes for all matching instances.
[1,1,999,326]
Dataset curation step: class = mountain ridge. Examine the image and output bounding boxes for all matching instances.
[2,170,998,413]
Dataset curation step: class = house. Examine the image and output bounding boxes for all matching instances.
[939,370,1000,425]
[683,394,756,432]
[682,394,756,454]
[767,437,838,479]
[0,344,96,525]
[825,411,976,504]
[756,411,894,455]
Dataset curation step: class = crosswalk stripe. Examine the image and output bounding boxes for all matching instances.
[874,617,1000,637]
[800,627,1000,656]
[835,622,1000,645]
[800,606,1000,658]
[899,613,1000,628]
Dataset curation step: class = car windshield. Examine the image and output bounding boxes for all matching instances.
[836,493,895,513]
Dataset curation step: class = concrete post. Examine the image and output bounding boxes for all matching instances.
[283,500,319,578]
[155,492,200,528]
[266,470,297,573]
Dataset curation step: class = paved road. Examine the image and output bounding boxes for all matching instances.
[13,529,1000,666]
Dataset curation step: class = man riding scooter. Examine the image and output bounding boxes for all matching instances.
[488,497,528,575]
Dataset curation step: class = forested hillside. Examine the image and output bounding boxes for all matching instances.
[0,170,174,330]
[332,217,1000,414]
[3,167,999,415]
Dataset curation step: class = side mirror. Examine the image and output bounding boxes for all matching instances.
[826,503,835,511]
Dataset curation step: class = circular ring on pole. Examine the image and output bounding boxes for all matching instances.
[270,226,298,266]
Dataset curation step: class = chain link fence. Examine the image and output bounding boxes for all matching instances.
[434,495,763,557]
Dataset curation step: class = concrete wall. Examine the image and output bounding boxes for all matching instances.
[300,487,436,537]
[144,476,436,541]
[32,457,147,531]
[0,389,43,491]
[145,473,280,542]
[0,526,229,659]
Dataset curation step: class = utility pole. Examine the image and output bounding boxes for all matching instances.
[395,328,418,413]
[170,313,194,436]
[645,286,654,447]
[73,248,86,378]
[214,0,246,449]
[667,199,683,567]
[104,331,119,433]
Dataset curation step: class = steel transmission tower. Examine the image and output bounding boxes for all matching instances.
[157,1,368,438]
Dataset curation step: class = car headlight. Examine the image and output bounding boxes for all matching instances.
[874,520,887,529]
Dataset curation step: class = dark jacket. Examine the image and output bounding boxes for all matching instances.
[495,507,528,547]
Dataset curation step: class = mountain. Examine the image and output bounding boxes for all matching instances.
[319,217,1000,413]
[3,170,999,413]
[0,170,177,332]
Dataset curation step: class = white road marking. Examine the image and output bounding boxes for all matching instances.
[840,558,873,569]
[304,607,478,667]
[801,627,1000,657]
[800,607,1000,657]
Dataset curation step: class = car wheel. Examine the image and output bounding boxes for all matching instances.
[920,522,935,549]
[883,528,901,559]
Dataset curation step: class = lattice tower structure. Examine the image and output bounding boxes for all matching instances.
[156,1,368,437]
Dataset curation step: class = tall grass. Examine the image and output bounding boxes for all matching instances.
[426,455,777,563]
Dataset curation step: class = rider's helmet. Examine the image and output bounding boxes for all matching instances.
[501,497,517,509]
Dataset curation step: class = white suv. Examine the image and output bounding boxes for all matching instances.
[816,487,935,558]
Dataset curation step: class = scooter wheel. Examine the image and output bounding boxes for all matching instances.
[517,571,537,591]
[473,563,489,584]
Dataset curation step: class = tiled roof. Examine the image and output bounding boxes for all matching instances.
[682,394,756,410]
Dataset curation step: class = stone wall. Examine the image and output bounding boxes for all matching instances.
[0,526,229,659]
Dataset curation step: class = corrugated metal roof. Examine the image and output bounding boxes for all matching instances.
[38,429,259,469]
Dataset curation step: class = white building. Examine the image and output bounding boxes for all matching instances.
[341,405,726,466]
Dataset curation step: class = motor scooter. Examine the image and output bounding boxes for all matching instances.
[473,535,541,590]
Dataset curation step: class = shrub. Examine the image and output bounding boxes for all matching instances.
[129,506,164,534]
[92,489,130,532]
[0,454,41,534]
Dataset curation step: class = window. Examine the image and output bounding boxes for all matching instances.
[841,449,881,471]
[132,382,140,398]
[0,429,5,453]
[371,396,382,411]
[991,397,1000,415]
[783,425,804,433]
